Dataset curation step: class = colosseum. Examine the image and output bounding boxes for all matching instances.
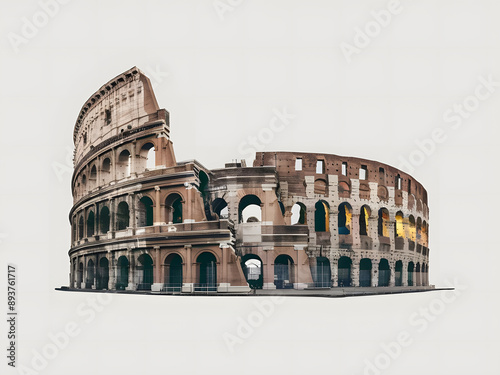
[67,67,430,294]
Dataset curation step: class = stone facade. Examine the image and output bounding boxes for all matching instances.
[68,67,430,293]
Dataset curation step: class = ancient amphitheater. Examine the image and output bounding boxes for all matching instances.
[67,67,430,294]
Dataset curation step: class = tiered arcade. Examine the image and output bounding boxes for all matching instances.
[68,67,430,293]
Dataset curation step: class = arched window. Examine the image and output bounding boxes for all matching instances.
[117,202,129,230]
[100,206,110,234]
[117,150,131,178]
[378,259,390,287]
[359,258,372,287]
[378,208,389,237]
[97,257,109,290]
[102,158,111,184]
[90,165,97,189]
[78,216,84,240]
[212,198,228,220]
[338,256,352,287]
[196,252,217,291]
[86,259,95,288]
[409,215,416,242]
[165,193,183,224]
[164,254,183,292]
[87,211,95,237]
[274,255,294,289]
[408,262,415,286]
[314,178,327,195]
[395,211,404,238]
[241,254,263,289]
[81,174,87,194]
[291,203,307,225]
[395,260,403,286]
[315,257,331,288]
[238,195,262,223]
[116,256,129,290]
[416,217,422,242]
[145,144,156,169]
[137,196,154,227]
[338,202,352,235]
[359,205,371,236]
[314,201,329,232]
[137,254,154,290]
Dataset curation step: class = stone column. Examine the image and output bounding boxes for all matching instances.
[351,259,359,287]
[352,213,361,248]
[368,217,378,250]
[131,141,136,176]
[152,246,162,292]
[108,252,116,290]
[109,198,116,232]
[331,258,338,287]
[371,264,377,287]
[111,148,117,182]
[126,250,136,290]
[182,245,193,292]
[128,193,136,229]
[389,261,396,286]
[263,248,276,289]
[402,262,408,287]
[154,186,161,225]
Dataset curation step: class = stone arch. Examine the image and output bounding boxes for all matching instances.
[238,194,262,223]
[165,193,183,224]
[314,200,329,232]
[274,254,294,289]
[241,254,263,289]
[291,202,307,225]
[338,202,352,235]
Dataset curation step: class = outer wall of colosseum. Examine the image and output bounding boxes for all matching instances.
[68,67,430,293]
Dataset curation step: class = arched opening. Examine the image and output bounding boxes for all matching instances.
[338,256,352,287]
[378,259,390,286]
[314,200,329,232]
[238,195,262,223]
[100,206,110,234]
[116,256,129,290]
[314,178,327,195]
[416,217,422,243]
[407,262,415,286]
[338,202,352,234]
[415,262,421,286]
[359,205,371,236]
[164,253,183,292]
[196,252,217,291]
[241,254,263,289]
[72,218,76,243]
[102,158,111,184]
[116,202,129,230]
[274,254,294,289]
[78,216,84,240]
[422,221,428,246]
[90,165,97,189]
[165,193,183,224]
[141,143,156,170]
[395,211,404,237]
[378,208,389,237]
[117,150,131,179]
[97,257,109,290]
[137,253,154,290]
[87,211,95,237]
[395,260,403,286]
[78,262,83,287]
[81,174,87,193]
[212,198,228,220]
[359,258,372,287]
[291,202,307,225]
[86,259,95,288]
[137,196,154,227]
[315,257,331,288]
[409,215,416,250]
[422,263,428,286]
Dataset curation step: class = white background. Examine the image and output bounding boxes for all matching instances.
[0,0,499,374]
